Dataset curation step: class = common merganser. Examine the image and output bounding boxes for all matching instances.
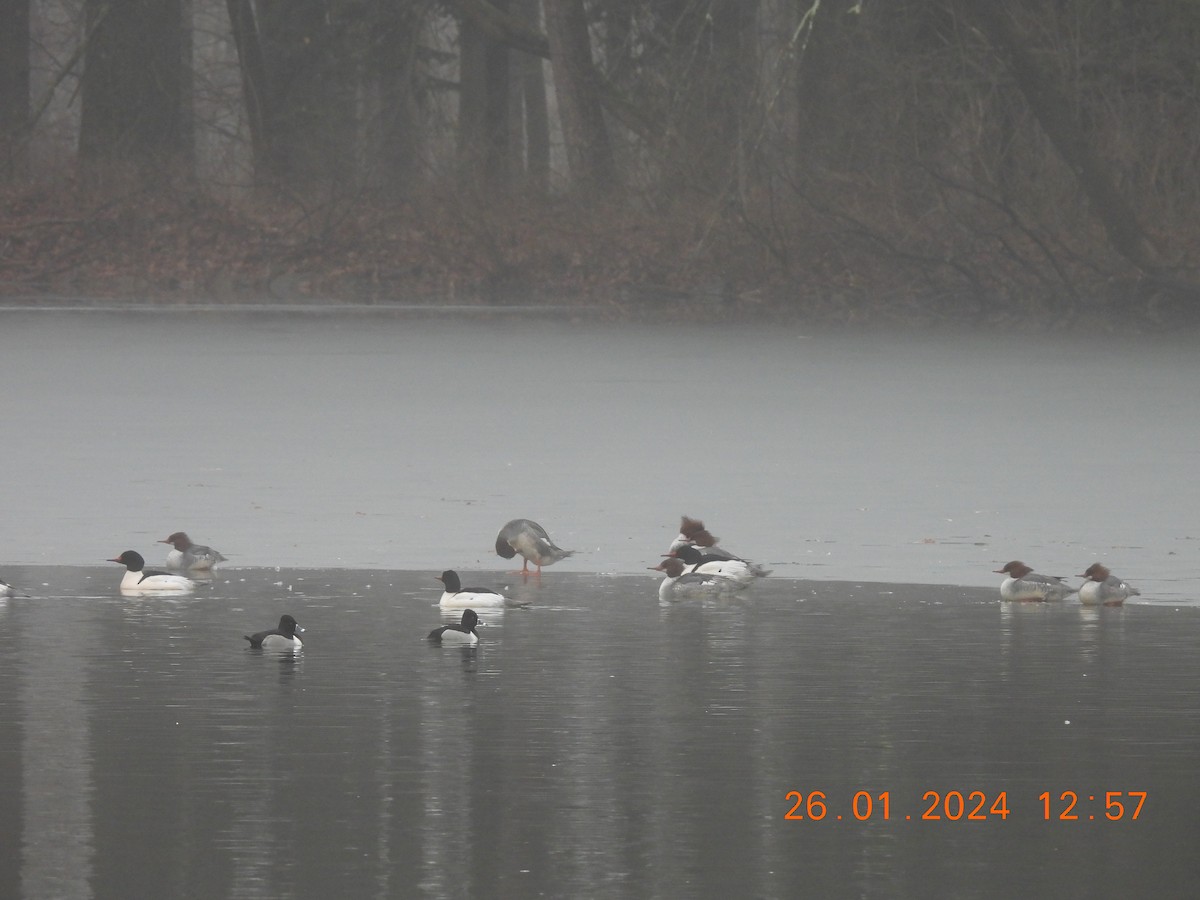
[159,532,227,570]
[109,551,195,594]
[1078,564,1140,606]
[495,519,574,576]
[652,557,742,601]
[668,515,750,563]
[428,609,480,644]
[437,570,506,608]
[244,614,304,650]
[669,544,770,586]
[993,561,1076,602]
[0,578,15,598]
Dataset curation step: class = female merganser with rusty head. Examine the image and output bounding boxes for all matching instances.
[437,570,506,608]
[993,561,1076,602]
[1078,563,1140,606]
[428,609,480,644]
[652,557,743,601]
[244,614,304,650]
[159,532,226,570]
[109,550,195,594]
[667,515,767,568]
[495,518,574,576]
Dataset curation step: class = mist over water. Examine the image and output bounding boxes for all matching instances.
[2,309,1199,897]
[1,310,1196,601]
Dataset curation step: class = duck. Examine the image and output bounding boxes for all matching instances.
[244,614,304,650]
[109,550,195,594]
[1078,563,1140,606]
[0,578,15,599]
[993,560,1076,602]
[669,543,769,587]
[437,570,506,608]
[495,518,574,576]
[652,557,742,601]
[159,532,227,570]
[668,515,759,566]
[428,609,480,644]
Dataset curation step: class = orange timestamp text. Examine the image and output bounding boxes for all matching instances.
[784,790,1146,822]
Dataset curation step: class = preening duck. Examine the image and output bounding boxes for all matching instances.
[495,519,574,576]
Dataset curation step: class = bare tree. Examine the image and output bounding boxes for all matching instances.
[373,1,427,196]
[544,0,613,194]
[79,0,188,178]
[0,0,30,180]
[510,0,549,192]
[960,0,1160,275]
[459,3,513,188]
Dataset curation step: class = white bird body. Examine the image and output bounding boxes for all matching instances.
[1078,564,1140,606]
[429,609,480,644]
[110,551,195,594]
[245,615,304,650]
[994,561,1075,602]
[437,570,506,608]
[653,557,742,600]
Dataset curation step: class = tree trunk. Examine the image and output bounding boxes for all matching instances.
[226,0,274,178]
[511,0,549,192]
[79,0,187,179]
[543,0,613,195]
[691,0,756,193]
[227,0,357,189]
[375,4,424,196]
[459,4,512,189]
[0,0,30,181]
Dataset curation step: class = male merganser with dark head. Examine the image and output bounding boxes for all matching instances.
[994,561,1076,602]
[1078,563,1140,606]
[428,609,480,644]
[109,550,195,594]
[244,614,304,650]
[437,570,506,608]
[652,557,742,601]
[495,519,574,577]
[669,544,770,586]
[0,578,16,599]
[159,532,227,570]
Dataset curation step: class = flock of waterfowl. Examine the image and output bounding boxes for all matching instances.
[0,519,1141,651]
[431,517,774,644]
[993,560,1141,606]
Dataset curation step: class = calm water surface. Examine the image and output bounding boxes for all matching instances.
[1,311,1198,898]
[0,569,1197,899]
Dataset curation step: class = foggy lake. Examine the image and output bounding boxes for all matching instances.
[1,308,1198,898]
[1,309,1196,599]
